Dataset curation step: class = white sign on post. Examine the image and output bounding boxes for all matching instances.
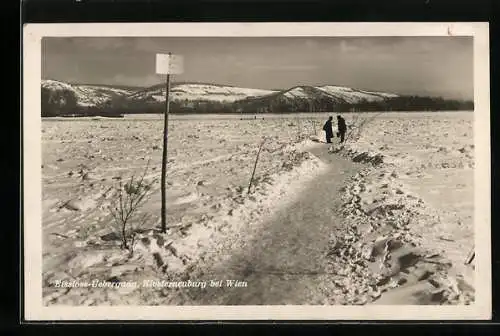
[156,53,184,75]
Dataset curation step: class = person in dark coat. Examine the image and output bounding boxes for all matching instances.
[337,115,347,143]
[323,116,334,143]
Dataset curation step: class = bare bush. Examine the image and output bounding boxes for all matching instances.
[310,119,318,135]
[344,112,384,144]
[108,160,157,254]
[295,117,302,141]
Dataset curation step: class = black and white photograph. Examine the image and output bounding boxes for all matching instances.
[23,22,490,320]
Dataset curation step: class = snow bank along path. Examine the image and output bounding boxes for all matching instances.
[176,143,364,305]
[323,115,475,305]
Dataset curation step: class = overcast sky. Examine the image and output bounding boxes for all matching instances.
[42,36,473,100]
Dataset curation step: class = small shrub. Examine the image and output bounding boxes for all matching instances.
[344,112,384,144]
[108,160,157,255]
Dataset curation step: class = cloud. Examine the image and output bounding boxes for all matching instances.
[74,37,132,51]
[251,64,318,71]
[109,74,162,87]
[131,38,164,52]
[339,40,362,53]
[304,39,320,49]
[60,37,167,53]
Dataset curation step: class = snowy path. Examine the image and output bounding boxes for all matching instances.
[182,144,364,305]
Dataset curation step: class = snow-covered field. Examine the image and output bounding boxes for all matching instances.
[41,111,475,305]
[41,114,324,305]
[324,111,475,304]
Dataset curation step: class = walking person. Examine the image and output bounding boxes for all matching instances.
[322,116,334,143]
[337,114,347,143]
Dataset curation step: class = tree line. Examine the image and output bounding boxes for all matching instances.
[41,86,474,117]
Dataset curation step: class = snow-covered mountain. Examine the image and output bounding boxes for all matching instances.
[41,79,400,107]
[41,79,135,107]
[41,79,408,116]
[126,83,399,105]
[314,85,399,103]
[128,83,278,103]
[247,85,399,105]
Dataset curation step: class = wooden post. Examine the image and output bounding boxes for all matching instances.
[465,247,475,265]
[156,52,183,233]
[160,64,171,233]
[248,138,267,195]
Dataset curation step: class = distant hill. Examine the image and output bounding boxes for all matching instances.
[231,85,403,114]
[40,79,473,117]
[127,82,278,103]
[41,80,135,108]
[240,85,398,105]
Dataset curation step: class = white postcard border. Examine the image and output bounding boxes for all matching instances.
[22,22,491,320]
